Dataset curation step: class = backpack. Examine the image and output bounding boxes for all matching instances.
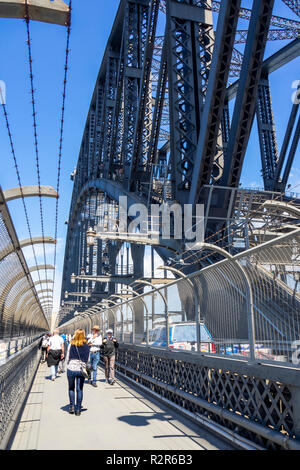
[42,338,49,348]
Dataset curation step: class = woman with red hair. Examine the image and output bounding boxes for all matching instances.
[65,329,90,416]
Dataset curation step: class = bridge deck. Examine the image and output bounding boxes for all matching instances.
[9,363,233,451]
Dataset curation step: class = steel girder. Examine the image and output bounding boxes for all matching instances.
[220,0,275,189]
[256,72,279,191]
[128,0,160,190]
[103,51,119,177]
[281,0,300,18]
[122,0,150,183]
[61,0,300,325]
[189,0,241,206]
[166,0,214,204]
[227,38,300,100]
[274,96,300,192]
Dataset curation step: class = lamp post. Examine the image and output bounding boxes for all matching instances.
[86,227,96,246]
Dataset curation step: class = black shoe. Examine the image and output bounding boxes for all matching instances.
[110,380,116,385]
[69,406,75,414]
[92,382,97,387]
[75,410,81,416]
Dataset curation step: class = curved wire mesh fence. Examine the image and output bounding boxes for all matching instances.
[61,227,300,367]
[0,188,49,341]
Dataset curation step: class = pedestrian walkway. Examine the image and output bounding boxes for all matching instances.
[10,363,233,450]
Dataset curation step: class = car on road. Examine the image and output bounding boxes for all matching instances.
[149,321,216,353]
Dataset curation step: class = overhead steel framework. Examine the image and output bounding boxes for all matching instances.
[60,0,300,325]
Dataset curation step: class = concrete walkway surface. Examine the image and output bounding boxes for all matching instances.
[10,363,233,450]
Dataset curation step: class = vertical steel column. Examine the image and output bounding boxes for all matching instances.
[220,0,275,189]
[256,72,279,190]
[122,0,149,183]
[166,0,214,204]
[103,52,119,177]
[129,0,159,191]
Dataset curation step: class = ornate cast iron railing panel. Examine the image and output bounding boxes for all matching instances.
[115,344,300,450]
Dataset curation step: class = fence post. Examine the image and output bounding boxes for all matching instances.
[290,385,300,440]
[237,260,256,362]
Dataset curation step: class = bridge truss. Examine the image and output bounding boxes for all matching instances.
[59,0,300,326]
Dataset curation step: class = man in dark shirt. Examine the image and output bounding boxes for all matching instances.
[100,329,119,385]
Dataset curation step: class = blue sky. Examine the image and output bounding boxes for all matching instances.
[0,0,299,318]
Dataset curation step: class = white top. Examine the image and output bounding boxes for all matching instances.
[48,335,64,351]
[87,334,102,353]
[65,344,82,372]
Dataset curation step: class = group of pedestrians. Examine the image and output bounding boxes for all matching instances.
[39,326,119,416]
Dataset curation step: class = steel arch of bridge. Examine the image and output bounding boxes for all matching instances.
[60,0,300,324]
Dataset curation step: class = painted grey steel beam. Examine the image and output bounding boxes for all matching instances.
[166,0,213,204]
[211,0,300,30]
[3,185,58,202]
[66,178,175,262]
[72,274,172,285]
[227,38,300,101]
[65,292,92,298]
[256,73,279,191]
[274,93,300,189]
[128,0,160,190]
[189,0,241,205]
[281,0,300,18]
[281,114,300,189]
[220,0,275,189]
[93,231,180,253]
[0,0,70,26]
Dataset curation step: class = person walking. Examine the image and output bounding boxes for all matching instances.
[65,329,90,416]
[58,333,68,374]
[39,333,50,363]
[100,329,119,385]
[46,329,64,381]
[87,325,102,387]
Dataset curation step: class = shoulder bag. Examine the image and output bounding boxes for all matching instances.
[75,345,89,379]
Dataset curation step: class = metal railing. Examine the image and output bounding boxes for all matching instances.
[0,187,48,340]
[62,227,300,368]
[0,338,40,449]
[60,217,300,449]
[113,344,300,450]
